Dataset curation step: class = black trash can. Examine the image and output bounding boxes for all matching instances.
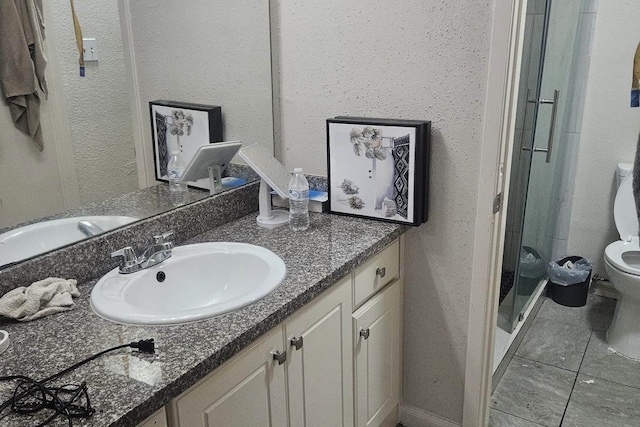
[548,256,592,307]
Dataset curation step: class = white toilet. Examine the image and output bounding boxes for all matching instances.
[604,163,640,360]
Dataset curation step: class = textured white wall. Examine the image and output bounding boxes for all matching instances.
[127,0,274,185]
[50,0,138,205]
[567,0,640,276]
[0,93,66,228]
[276,0,492,422]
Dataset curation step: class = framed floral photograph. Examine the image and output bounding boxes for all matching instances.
[150,100,222,189]
[327,117,430,226]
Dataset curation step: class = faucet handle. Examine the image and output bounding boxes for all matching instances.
[153,230,174,244]
[111,247,137,265]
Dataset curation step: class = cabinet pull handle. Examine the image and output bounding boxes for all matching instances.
[271,350,287,365]
[290,336,303,350]
[360,328,370,340]
[375,267,386,278]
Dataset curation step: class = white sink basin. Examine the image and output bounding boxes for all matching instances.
[0,215,138,266]
[90,242,287,325]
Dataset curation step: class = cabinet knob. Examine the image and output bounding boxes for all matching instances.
[290,336,304,350]
[271,350,287,365]
[359,328,370,340]
[375,267,386,278]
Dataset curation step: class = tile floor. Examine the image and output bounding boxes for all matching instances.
[490,294,640,427]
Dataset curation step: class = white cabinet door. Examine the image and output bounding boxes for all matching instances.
[136,407,167,427]
[353,280,401,427]
[171,326,287,427]
[285,275,353,427]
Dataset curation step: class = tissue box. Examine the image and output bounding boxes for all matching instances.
[272,190,329,213]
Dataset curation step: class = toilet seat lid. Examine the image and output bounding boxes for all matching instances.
[614,171,639,240]
[605,240,640,276]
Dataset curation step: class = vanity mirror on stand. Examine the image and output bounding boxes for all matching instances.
[181,142,243,196]
[238,143,291,229]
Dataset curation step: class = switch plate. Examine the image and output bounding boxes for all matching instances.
[82,38,98,62]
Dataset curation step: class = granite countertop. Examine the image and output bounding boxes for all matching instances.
[0,163,261,238]
[0,212,405,427]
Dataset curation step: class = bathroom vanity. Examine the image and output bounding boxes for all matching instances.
[161,239,401,427]
[0,190,406,427]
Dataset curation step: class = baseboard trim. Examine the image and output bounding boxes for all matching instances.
[590,281,619,300]
[399,404,462,427]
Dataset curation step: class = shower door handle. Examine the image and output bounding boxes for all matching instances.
[534,89,560,163]
[520,88,535,151]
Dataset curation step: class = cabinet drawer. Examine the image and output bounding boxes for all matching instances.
[354,240,399,308]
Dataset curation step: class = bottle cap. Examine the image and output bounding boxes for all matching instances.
[294,167,303,173]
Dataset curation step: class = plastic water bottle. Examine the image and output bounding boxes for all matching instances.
[167,151,188,206]
[288,168,309,231]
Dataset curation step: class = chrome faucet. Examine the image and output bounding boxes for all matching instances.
[78,220,105,237]
[111,231,174,274]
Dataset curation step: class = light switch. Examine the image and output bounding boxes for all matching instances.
[82,38,98,62]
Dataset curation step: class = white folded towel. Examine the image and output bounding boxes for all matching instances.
[0,278,79,322]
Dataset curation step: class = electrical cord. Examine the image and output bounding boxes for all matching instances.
[0,339,155,426]
[1,376,92,427]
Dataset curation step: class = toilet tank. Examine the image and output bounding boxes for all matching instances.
[617,163,633,188]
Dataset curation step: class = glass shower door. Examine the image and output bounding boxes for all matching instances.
[506,0,584,330]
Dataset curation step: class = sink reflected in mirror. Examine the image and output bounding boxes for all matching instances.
[0,216,138,266]
[90,242,286,325]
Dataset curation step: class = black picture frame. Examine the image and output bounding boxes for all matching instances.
[327,117,430,226]
[150,100,222,189]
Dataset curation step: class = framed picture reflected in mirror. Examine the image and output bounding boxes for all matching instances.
[150,100,222,189]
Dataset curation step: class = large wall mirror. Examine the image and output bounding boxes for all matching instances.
[0,0,275,268]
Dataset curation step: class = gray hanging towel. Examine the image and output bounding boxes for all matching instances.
[0,0,48,150]
[633,42,640,108]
